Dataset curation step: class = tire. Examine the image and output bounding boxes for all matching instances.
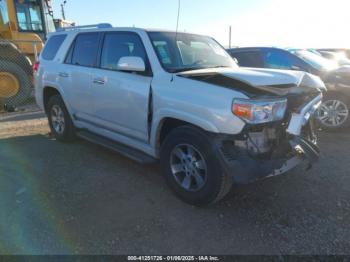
[0,44,33,76]
[160,126,232,206]
[47,95,76,142]
[317,92,350,131]
[0,60,32,106]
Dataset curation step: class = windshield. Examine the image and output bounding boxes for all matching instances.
[148,32,237,73]
[15,0,44,31]
[291,49,338,71]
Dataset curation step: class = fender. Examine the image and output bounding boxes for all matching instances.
[150,108,221,156]
[41,81,75,118]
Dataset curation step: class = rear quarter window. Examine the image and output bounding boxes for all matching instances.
[42,34,67,60]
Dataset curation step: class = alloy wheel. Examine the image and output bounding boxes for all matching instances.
[317,99,349,128]
[51,105,66,135]
[170,144,208,192]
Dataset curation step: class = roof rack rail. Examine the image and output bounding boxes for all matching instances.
[57,23,113,32]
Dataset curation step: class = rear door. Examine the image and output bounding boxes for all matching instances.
[60,32,101,121]
[90,31,152,142]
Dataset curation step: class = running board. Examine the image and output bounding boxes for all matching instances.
[76,130,157,164]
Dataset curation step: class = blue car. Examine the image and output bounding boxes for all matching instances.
[227,47,350,131]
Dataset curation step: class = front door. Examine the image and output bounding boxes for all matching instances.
[90,32,152,142]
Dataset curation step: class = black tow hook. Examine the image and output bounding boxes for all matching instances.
[290,136,320,170]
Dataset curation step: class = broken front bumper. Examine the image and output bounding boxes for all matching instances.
[217,93,323,184]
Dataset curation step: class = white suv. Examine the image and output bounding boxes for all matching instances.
[35,24,324,206]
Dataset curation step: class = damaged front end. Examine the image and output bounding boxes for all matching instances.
[179,68,325,183]
[216,91,323,184]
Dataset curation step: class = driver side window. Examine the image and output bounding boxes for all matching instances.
[100,32,149,74]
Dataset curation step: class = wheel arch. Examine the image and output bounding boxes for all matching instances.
[43,86,61,113]
[152,113,219,157]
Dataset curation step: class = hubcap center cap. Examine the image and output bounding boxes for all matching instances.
[170,144,208,192]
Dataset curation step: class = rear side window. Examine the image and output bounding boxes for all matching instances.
[71,33,100,67]
[42,34,67,60]
[230,51,264,67]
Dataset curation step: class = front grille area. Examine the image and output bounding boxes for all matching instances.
[286,91,321,113]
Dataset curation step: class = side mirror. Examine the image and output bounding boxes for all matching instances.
[117,56,146,72]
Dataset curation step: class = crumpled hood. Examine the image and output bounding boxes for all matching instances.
[178,67,325,97]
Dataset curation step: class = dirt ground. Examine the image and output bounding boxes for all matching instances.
[0,110,349,255]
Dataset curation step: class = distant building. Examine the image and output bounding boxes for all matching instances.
[54,19,75,29]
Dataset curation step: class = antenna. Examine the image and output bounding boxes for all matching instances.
[229,26,232,48]
[175,0,181,37]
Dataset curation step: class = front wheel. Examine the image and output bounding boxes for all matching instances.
[160,126,232,206]
[317,92,350,131]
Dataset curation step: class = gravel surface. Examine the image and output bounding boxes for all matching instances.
[0,114,349,255]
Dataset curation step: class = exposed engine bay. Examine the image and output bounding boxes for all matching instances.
[235,127,278,155]
[217,93,322,184]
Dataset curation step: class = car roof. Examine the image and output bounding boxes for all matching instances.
[227,47,286,53]
[49,26,208,38]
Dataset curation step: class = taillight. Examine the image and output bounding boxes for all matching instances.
[33,61,40,73]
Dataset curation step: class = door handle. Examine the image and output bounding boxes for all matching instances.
[59,72,69,78]
[93,78,106,85]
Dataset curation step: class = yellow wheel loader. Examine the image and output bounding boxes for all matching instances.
[0,0,55,107]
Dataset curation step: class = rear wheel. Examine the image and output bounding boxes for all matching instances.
[160,126,232,206]
[0,60,32,106]
[47,95,76,142]
[317,92,350,131]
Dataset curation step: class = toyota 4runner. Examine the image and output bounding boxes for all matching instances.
[35,24,325,206]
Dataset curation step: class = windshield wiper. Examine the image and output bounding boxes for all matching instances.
[169,65,230,73]
[209,66,231,69]
[168,67,202,73]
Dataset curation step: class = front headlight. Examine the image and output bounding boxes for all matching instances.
[232,98,287,124]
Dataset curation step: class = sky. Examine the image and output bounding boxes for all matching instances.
[52,0,349,48]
